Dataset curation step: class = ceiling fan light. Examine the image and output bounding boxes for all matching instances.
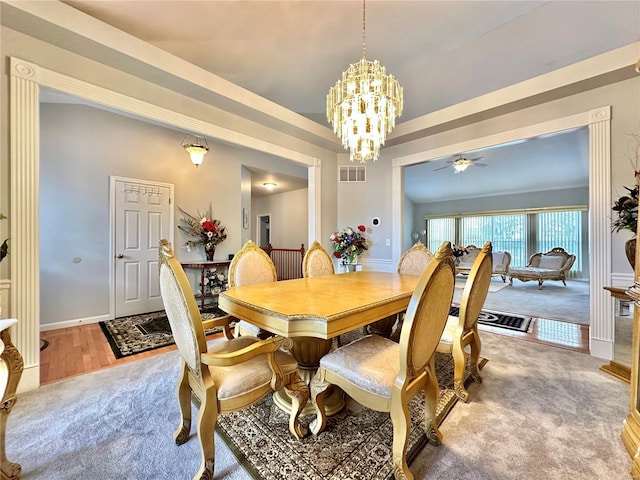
[454,163,469,173]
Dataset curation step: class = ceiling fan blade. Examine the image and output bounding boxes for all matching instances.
[471,163,488,167]
[433,165,452,171]
[468,157,484,162]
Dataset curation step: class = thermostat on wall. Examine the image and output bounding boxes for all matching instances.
[372,217,380,226]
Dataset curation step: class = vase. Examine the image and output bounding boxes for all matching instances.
[345,264,357,272]
[204,244,215,261]
[625,237,636,271]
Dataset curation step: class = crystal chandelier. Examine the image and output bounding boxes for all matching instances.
[327,0,403,163]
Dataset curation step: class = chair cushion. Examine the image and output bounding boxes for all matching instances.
[398,249,432,276]
[509,266,562,279]
[492,252,509,273]
[306,250,334,277]
[537,255,565,270]
[457,249,480,269]
[319,334,398,398]
[233,253,275,286]
[206,336,298,400]
[438,315,459,348]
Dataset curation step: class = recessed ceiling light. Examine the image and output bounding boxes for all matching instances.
[263,182,276,190]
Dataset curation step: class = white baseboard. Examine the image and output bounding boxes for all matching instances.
[17,364,40,393]
[40,313,112,332]
[360,258,395,272]
[332,258,395,273]
[590,337,614,361]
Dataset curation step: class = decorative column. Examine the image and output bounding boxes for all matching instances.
[391,158,404,268]
[587,106,613,359]
[9,58,40,391]
[308,159,322,246]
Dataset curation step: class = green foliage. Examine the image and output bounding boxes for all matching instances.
[612,185,638,234]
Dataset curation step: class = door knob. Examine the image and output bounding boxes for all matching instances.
[117,253,124,259]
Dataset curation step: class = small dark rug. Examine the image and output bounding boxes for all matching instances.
[99,307,228,359]
[216,352,487,480]
[450,306,533,332]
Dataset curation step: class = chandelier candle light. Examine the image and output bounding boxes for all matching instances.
[327,0,403,163]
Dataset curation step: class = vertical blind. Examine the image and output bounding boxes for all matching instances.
[425,208,583,277]
[537,211,582,277]
[426,217,455,254]
[460,214,528,267]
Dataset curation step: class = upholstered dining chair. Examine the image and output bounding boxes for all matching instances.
[228,240,277,338]
[398,240,434,275]
[385,241,434,341]
[302,240,335,278]
[158,240,308,480]
[310,241,455,480]
[437,240,492,402]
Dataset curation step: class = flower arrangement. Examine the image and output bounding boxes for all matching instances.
[612,185,638,234]
[178,205,227,259]
[330,225,368,264]
[452,244,469,258]
[612,133,640,235]
[202,268,227,294]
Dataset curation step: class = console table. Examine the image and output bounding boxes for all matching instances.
[180,260,231,310]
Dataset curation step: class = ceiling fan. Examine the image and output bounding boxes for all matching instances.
[434,155,487,173]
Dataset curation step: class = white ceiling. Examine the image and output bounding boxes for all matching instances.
[405,127,590,203]
[62,0,640,123]
[39,1,640,199]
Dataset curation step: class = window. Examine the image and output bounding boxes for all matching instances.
[426,217,455,254]
[460,214,528,267]
[537,211,582,277]
[425,207,584,277]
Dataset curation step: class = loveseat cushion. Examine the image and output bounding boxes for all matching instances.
[492,252,509,273]
[509,266,562,279]
[537,255,565,270]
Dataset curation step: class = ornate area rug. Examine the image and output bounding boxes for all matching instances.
[216,352,488,480]
[450,306,533,333]
[98,307,228,358]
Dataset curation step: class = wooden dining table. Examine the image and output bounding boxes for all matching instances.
[218,271,421,414]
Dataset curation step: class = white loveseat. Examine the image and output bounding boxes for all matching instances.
[508,247,576,290]
[456,245,512,282]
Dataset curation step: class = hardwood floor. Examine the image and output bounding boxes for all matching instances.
[39,317,590,385]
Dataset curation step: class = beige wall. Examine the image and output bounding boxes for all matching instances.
[39,103,308,327]
[251,189,309,249]
[380,76,640,274]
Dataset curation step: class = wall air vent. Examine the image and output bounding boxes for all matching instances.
[339,166,366,183]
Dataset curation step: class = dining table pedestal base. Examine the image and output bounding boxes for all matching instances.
[273,336,345,417]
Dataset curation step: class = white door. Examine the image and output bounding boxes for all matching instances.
[112,177,173,317]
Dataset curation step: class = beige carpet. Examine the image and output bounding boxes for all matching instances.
[454,278,590,325]
[6,332,630,479]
